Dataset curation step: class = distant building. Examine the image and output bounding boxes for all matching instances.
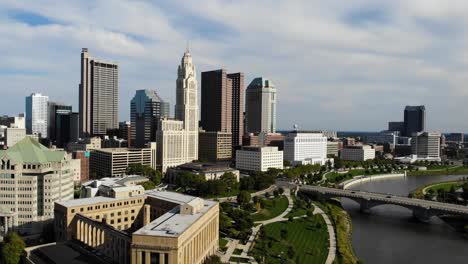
[245,77,276,134]
[388,121,405,135]
[446,133,464,143]
[166,162,240,182]
[130,90,170,148]
[198,131,232,162]
[55,112,79,148]
[200,69,244,148]
[4,127,26,148]
[102,136,128,148]
[66,137,102,152]
[25,93,49,138]
[327,141,340,157]
[236,146,283,172]
[54,189,219,264]
[341,145,375,161]
[79,48,119,137]
[90,143,157,178]
[72,151,90,183]
[48,102,72,143]
[70,158,82,184]
[343,137,356,146]
[242,132,285,150]
[394,144,412,157]
[364,131,398,147]
[404,105,426,137]
[411,132,441,160]
[156,50,199,172]
[284,131,328,165]
[0,137,74,238]
[0,114,25,129]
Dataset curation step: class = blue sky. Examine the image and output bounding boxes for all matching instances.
[1,0,468,132]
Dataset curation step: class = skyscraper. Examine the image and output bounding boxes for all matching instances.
[130,89,170,148]
[200,69,244,148]
[404,105,426,137]
[245,77,277,134]
[79,48,119,137]
[157,49,199,172]
[175,49,198,160]
[25,93,49,138]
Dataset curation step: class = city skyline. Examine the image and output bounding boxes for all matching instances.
[2,1,468,132]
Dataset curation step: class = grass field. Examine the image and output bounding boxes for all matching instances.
[251,217,329,264]
[251,195,289,222]
[408,166,468,176]
[219,238,229,249]
[425,181,464,193]
[326,169,366,183]
[286,195,308,218]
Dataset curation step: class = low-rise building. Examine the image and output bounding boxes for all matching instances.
[80,175,148,198]
[340,145,375,161]
[54,187,219,264]
[327,141,340,157]
[166,162,240,182]
[236,146,283,172]
[90,143,157,178]
[242,132,285,150]
[70,158,81,184]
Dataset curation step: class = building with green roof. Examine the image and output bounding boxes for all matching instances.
[0,136,74,238]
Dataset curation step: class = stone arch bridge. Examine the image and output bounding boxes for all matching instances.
[299,185,468,222]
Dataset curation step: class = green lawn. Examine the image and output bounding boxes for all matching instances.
[286,195,308,218]
[408,166,468,176]
[229,256,250,263]
[326,169,365,182]
[425,181,464,193]
[219,238,229,249]
[251,217,329,264]
[233,248,243,255]
[251,195,289,222]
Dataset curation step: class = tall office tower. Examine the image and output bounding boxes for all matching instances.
[245,77,277,134]
[79,48,119,137]
[130,89,170,148]
[25,93,49,138]
[157,50,199,172]
[411,132,441,159]
[228,73,244,147]
[48,102,72,142]
[175,49,198,160]
[404,105,426,137]
[201,70,244,148]
[56,112,79,148]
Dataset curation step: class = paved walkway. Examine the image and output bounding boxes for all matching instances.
[213,185,277,203]
[219,185,336,264]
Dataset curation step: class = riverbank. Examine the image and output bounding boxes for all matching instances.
[316,201,360,264]
[411,180,466,199]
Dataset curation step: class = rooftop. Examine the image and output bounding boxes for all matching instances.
[174,162,235,173]
[133,197,217,237]
[0,137,65,164]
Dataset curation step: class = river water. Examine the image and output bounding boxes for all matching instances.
[342,175,468,264]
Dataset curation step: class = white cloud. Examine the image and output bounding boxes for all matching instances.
[0,1,468,131]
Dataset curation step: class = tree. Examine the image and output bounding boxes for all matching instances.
[287,245,295,259]
[1,232,26,264]
[237,191,251,207]
[288,216,294,222]
[278,187,285,195]
[280,229,288,240]
[273,190,279,197]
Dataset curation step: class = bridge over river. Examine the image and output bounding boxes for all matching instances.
[300,185,468,221]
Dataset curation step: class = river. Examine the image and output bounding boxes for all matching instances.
[342,175,468,264]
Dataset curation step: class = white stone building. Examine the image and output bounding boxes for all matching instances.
[411,132,441,160]
[157,50,199,172]
[236,146,283,172]
[340,145,376,161]
[0,137,74,238]
[4,128,26,148]
[284,131,328,165]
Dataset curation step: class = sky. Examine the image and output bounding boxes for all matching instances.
[1,0,468,132]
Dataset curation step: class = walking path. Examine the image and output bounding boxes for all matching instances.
[219,185,336,264]
[213,185,277,203]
